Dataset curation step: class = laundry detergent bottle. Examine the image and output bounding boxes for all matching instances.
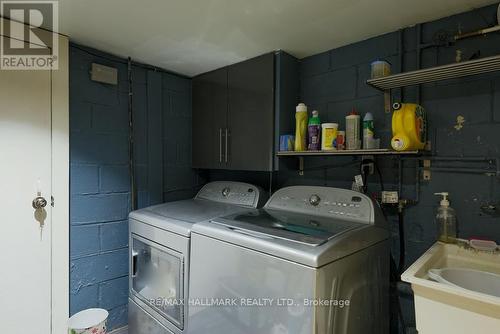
[391,103,427,151]
[295,103,308,151]
[307,110,321,150]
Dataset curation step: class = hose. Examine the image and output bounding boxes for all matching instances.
[375,160,407,333]
[397,209,406,275]
[390,255,407,333]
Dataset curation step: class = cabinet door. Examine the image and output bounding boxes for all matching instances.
[192,68,228,169]
[227,53,274,171]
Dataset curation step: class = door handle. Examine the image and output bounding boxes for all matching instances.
[32,195,47,210]
[132,250,138,278]
[219,128,223,163]
[225,128,229,163]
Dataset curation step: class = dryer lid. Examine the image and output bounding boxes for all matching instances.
[213,208,363,246]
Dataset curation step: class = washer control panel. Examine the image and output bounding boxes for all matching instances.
[196,181,265,208]
[266,186,374,223]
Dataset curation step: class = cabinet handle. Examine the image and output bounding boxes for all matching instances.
[219,128,223,163]
[225,128,229,163]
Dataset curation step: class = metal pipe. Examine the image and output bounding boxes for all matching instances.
[427,167,497,175]
[455,25,500,40]
[398,29,404,102]
[403,156,496,162]
[398,158,403,196]
[416,23,422,103]
[128,57,137,211]
[415,162,420,203]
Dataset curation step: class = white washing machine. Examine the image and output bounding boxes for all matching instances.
[128,181,267,334]
[187,186,390,334]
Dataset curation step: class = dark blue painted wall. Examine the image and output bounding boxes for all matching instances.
[295,4,500,258]
[69,45,203,330]
[69,4,500,331]
[209,4,500,331]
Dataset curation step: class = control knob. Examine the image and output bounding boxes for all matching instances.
[309,194,321,206]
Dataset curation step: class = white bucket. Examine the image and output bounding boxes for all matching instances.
[68,308,109,334]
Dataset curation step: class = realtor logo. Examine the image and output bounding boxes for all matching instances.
[0,0,58,69]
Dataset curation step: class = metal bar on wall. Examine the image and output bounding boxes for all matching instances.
[128,57,137,211]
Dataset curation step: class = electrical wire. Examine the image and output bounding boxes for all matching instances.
[397,210,406,275]
[375,157,385,192]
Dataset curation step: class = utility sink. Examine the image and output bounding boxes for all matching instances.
[428,267,500,298]
[402,242,500,333]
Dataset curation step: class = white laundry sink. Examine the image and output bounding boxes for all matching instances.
[402,241,500,334]
[428,267,500,298]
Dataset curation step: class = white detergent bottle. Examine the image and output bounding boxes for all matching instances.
[434,192,457,243]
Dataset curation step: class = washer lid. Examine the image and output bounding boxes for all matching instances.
[129,199,253,236]
[214,209,362,246]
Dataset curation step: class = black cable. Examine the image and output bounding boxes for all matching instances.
[374,159,407,333]
[375,158,385,192]
[398,210,406,275]
[360,161,370,193]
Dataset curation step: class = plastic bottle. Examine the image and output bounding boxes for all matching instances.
[363,112,374,149]
[307,110,321,151]
[391,103,427,151]
[434,192,457,243]
[294,103,308,151]
[346,108,360,150]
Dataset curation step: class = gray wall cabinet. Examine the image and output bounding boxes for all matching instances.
[192,67,228,169]
[193,52,281,171]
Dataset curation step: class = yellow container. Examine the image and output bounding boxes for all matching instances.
[391,103,427,151]
[321,123,338,150]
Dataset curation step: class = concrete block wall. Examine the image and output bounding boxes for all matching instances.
[132,64,202,208]
[295,3,500,259]
[209,4,500,331]
[69,44,201,330]
[293,4,500,330]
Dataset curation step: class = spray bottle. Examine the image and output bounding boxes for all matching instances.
[363,112,374,149]
[434,192,457,243]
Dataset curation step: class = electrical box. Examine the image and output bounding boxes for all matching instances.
[381,191,399,204]
[91,63,118,85]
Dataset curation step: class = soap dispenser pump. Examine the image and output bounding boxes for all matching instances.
[434,192,457,243]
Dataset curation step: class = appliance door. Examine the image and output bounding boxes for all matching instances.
[131,234,184,330]
[129,298,174,334]
[215,208,363,246]
[187,233,316,334]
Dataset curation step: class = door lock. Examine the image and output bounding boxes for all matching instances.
[32,196,47,210]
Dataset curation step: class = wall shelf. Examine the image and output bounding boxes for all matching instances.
[277,149,420,157]
[366,54,500,91]
[278,149,421,175]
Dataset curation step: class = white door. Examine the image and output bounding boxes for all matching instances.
[0,37,53,332]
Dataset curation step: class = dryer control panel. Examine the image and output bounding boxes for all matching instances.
[196,181,266,208]
[265,186,375,224]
